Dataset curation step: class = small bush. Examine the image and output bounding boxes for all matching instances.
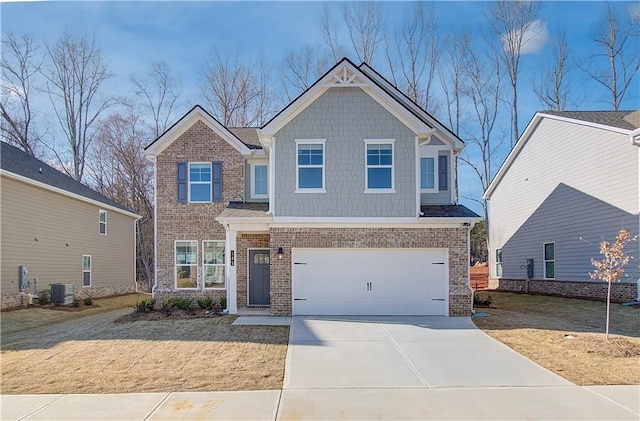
[163,297,193,311]
[37,290,50,305]
[474,294,493,307]
[197,296,216,311]
[135,298,156,313]
[72,298,80,307]
[219,296,227,310]
[84,297,93,306]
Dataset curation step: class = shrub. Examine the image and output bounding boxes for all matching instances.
[474,294,493,307]
[135,298,156,313]
[37,290,50,305]
[219,296,227,310]
[197,296,216,311]
[163,297,193,311]
[72,298,80,307]
[84,297,93,306]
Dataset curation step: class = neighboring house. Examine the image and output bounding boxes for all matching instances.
[1,142,140,309]
[484,110,640,302]
[145,58,480,316]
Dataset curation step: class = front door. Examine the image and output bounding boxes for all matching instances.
[249,249,271,306]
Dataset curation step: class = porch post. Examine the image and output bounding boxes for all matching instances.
[226,228,238,314]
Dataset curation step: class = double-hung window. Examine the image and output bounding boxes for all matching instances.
[99,210,107,235]
[296,140,325,192]
[496,249,503,277]
[420,157,436,191]
[251,164,268,198]
[420,153,449,192]
[189,163,212,202]
[82,255,91,287]
[175,241,198,289]
[365,140,395,192]
[543,242,555,279]
[203,241,225,289]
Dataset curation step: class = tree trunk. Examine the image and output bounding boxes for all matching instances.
[605,280,612,341]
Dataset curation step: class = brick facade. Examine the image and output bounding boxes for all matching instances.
[154,120,243,303]
[269,227,472,316]
[236,233,270,309]
[491,278,638,303]
[1,284,137,309]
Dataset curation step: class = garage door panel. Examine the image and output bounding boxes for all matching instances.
[292,248,448,316]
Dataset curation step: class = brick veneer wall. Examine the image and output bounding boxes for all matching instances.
[269,227,471,316]
[154,120,244,304]
[236,233,270,309]
[492,278,638,303]
[1,284,137,309]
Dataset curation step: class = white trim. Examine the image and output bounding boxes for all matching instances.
[0,170,140,219]
[174,240,198,290]
[82,255,92,287]
[152,156,158,295]
[202,240,226,290]
[419,156,437,193]
[415,136,421,216]
[188,162,213,203]
[98,209,107,235]
[543,242,555,280]
[225,229,238,314]
[144,106,252,157]
[247,248,271,307]
[495,248,503,278]
[250,162,269,199]
[295,139,326,192]
[364,139,395,193]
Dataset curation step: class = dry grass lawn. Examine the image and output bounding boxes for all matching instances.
[473,291,640,385]
[1,299,288,394]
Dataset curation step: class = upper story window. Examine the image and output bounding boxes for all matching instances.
[176,162,223,203]
[296,140,325,192]
[420,151,449,193]
[98,210,107,235]
[420,158,435,191]
[365,140,395,192]
[543,242,555,279]
[251,163,268,198]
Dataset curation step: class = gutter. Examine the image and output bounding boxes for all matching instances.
[630,127,640,146]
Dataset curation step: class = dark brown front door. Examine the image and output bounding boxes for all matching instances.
[249,250,270,306]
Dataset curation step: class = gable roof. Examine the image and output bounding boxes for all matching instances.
[228,127,262,149]
[1,142,138,218]
[259,57,441,143]
[144,105,254,156]
[484,110,639,199]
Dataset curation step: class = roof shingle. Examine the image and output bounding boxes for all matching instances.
[542,110,640,131]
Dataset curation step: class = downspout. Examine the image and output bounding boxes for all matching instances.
[151,155,158,296]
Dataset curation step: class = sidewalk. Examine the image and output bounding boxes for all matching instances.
[2,385,639,420]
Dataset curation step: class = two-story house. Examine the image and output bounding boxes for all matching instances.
[145,58,480,316]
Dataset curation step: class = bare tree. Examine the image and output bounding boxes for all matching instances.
[131,61,182,138]
[583,3,640,110]
[0,33,43,155]
[43,33,116,181]
[90,109,154,290]
[438,31,470,135]
[533,32,571,111]
[387,2,440,113]
[488,0,542,145]
[281,46,329,102]
[320,5,343,62]
[343,2,385,64]
[201,49,275,127]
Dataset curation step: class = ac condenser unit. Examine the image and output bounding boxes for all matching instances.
[50,283,75,305]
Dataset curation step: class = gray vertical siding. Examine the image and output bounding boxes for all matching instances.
[488,118,639,282]
[273,87,417,217]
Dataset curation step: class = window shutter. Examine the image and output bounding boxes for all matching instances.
[176,162,188,203]
[438,155,448,191]
[212,161,223,202]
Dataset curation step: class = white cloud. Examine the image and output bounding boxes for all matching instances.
[502,20,550,55]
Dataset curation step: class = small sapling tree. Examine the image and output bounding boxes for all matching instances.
[590,229,637,340]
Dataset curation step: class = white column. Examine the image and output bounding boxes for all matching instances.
[226,229,238,314]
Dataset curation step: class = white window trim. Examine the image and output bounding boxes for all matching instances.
[250,163,269,199]
[188,162,212,203]
[496,249,503,278]
[82,255,91,287]
[203,240,225,290]
[175,240,198,290]
[99,209,107,235]
[543,242,555,280]
[364,139,395,193]
[419,156,438,193]
[295,139,326,193]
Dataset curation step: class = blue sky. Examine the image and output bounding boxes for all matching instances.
[2,1,639,214]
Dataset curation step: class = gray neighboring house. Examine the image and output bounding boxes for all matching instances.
[484,110,640,302]
[1,142,140,309]
[145,58,481,317]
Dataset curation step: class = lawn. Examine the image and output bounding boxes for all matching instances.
[472,291,640,385]
[1,296,289,394]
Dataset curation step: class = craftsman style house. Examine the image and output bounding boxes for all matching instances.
[145,58,480,316]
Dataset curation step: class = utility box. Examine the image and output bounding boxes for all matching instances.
[526,259,534,278]
[51,283,74,305]
[19,266,29,291]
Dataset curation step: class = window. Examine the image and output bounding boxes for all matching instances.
[203,241,225,289]
[543,242,555,279]
[189,163,212,202]
[252,164,268,198]
[296,140,325,192]
[99,210,107,235]
[420,157,435,190]
[175,241,198,288]
[365,140,395,192]
[496,249,503,277]
[82,255,91,287]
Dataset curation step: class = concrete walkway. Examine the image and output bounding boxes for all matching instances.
[2,316,639,420]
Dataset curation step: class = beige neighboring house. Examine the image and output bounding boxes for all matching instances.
[1,142,140,309]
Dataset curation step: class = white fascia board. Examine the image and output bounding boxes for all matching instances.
[270,217,479,229]
[1,170,141,219]
[215,217,272,233]
[145,107,252,157]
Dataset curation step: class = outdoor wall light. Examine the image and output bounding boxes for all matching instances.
[277,247,284,259]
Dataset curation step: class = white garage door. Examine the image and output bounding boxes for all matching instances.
[292,248,448,316]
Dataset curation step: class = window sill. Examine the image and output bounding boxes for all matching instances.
[420,189,438,194]
[250,195,269,199]
[174,287,199,290]
[364,189,396,194]
[295,189,326,194]
[204,287,226,290]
